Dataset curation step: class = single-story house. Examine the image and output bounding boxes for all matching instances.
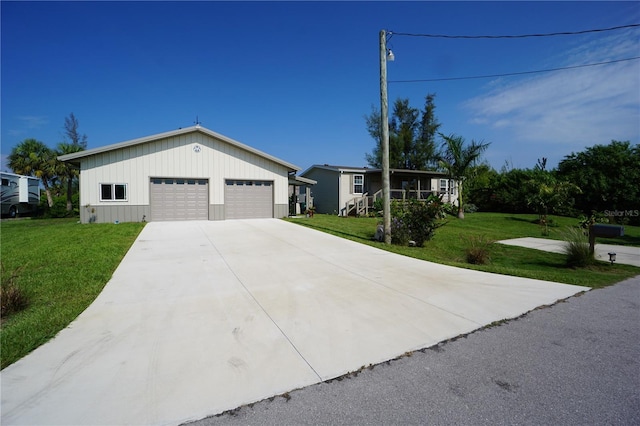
[299,165,458,216]
[58,125,313,223]
[288,174,317,215]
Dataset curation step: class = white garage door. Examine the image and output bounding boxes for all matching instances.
[150,178,208,221]
[225,180,273,219]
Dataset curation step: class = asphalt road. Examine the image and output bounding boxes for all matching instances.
[187,276,640,426]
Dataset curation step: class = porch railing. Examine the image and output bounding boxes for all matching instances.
[370,189,456,206]
[345,193,368,216]
[371,189,437,202]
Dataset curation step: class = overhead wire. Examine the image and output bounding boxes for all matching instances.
[385,23,639,83]
[389,56,640,83]
[390,23,640,39]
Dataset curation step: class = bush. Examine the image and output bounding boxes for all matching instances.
[562,227,594,268]
[390,216,410,245]
[578,211,610,229]
[442,202,476,216]
[442,203,457,216]
[464,203,478,213]
[372,198,384,216]
[390,196,446,247]
[39,193,80,218]
[465,235,493,264]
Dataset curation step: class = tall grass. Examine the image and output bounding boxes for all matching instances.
[562,226,595,267]
[465,235,493,265]
[1,264,29,318]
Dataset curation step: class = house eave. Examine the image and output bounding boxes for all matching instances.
[301,164,447,177]
[57,126,300,172]
[289,175,317,186]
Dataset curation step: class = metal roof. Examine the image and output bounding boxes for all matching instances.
[301,164,447,176]
[57,125,300,171]
[288,175,317,186]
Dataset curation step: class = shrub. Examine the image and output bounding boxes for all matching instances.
[442,203,457,216]
[465,235,493,264]
[39,193,80,218]
[1,264,28,318]
[562,227,594,268]
[372,198,384,216]
[464,203,478,214]
[390,216,410,245]
[578,211,610,230]
[390,196,446,247]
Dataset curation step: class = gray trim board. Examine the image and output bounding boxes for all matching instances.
[81,205,150,224]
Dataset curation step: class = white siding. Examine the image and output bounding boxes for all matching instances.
[79,132,290,208]
[338,172,355,215]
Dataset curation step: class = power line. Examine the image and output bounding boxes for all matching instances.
[391,23,640,39]
[389,56,640,83]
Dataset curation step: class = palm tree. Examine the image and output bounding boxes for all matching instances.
[525,172,581,229]
[56,142,84,212]
[439,134,490,219]
[7,139,57,207]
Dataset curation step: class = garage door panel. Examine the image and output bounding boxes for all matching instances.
[225,180,273,219]
[151,178,208,221]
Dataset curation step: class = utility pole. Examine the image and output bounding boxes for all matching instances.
[380,30,391,244]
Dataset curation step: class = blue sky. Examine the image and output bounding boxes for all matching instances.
[2,1,639,174]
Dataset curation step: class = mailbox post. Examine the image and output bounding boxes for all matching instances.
[588,224,625,255]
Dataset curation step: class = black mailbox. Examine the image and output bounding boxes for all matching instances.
[590,224,625,238]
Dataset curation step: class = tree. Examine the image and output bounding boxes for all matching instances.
[7,139,56,207]
[364,101,414,169]
[415,94,440,170]
[465,162,498,211]
[525,170,581,227]
[64,112,88,149]
[556,141,640,224]
[55,142,83,212]
[365,94,441,170]
[364,105,383,168]
[489,168,537,213]
[58,113,87,211]
[438,133,490,219]
[390,99,420,169]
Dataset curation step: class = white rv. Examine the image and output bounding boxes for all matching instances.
[1,172,40,218]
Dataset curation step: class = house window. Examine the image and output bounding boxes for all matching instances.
[100,183,127,201]
[439,179,449,194]
[439,179,456,195]
[353,175,364,194]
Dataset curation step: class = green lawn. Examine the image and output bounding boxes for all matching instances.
[286,213,640,288]
[2,213,638,369]
[1,218,145,369]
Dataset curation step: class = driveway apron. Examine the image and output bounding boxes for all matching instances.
[1,220,586,426]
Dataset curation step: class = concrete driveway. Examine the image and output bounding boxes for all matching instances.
[1,220,586,426]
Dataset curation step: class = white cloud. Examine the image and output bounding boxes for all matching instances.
[16,115,49,129]
[464,30,640,156]
[493,119,510,129]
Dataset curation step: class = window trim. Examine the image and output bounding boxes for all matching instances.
[439,179,448,193]
[353,174,364,194]
[100,183,128,202]
[439,179,457,195]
